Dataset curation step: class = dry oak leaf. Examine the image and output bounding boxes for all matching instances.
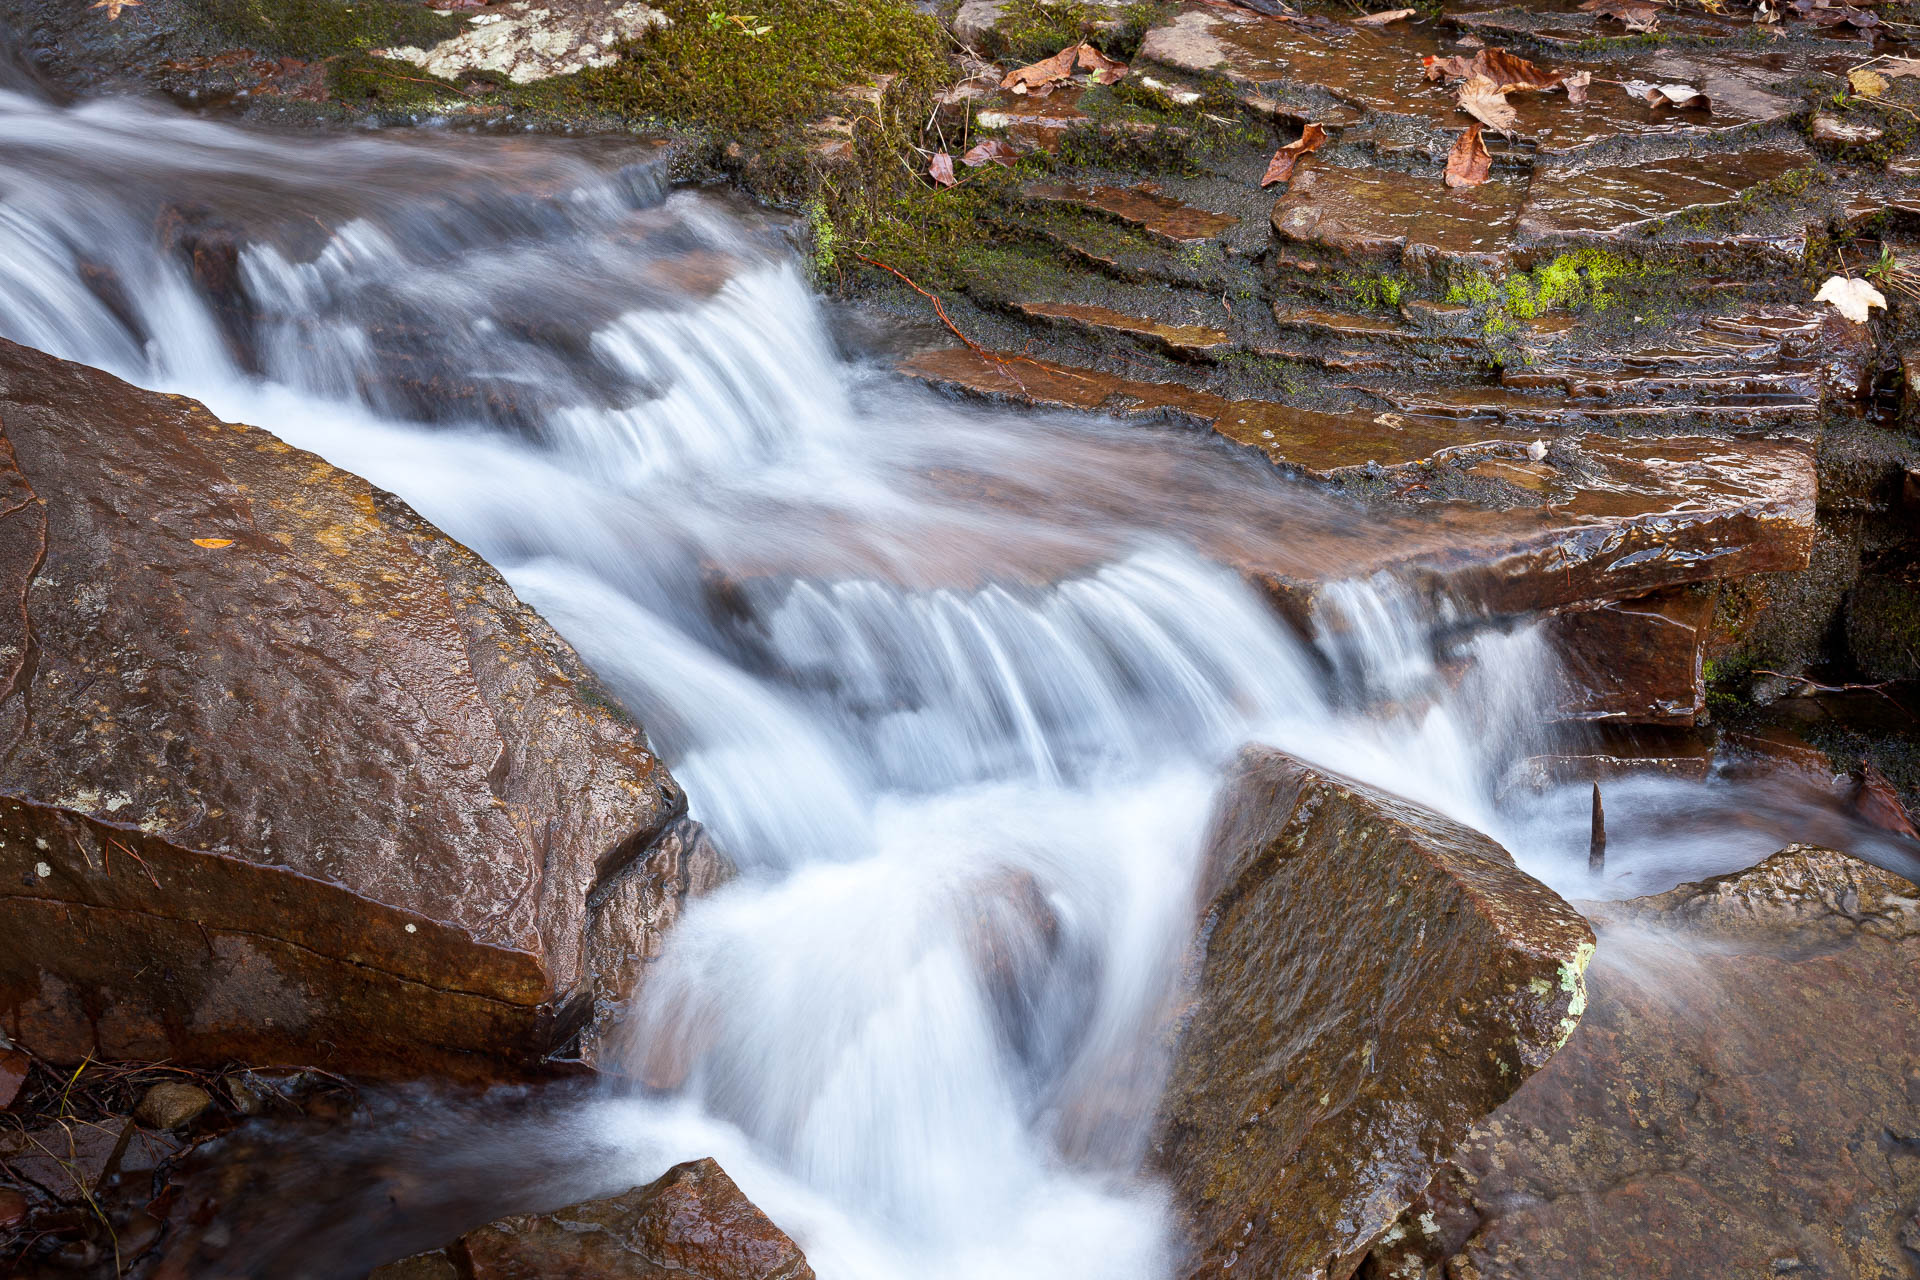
[1445,123,1493,186]
[1621,78,1711,109]
[1563,69,1593,104]
[90,0,139,17]
[1002,46,1079,95]
[1814,274,1886,323]
[929,151,957,187]
[1262,122,1327,186]
[961,137,1018,167]
[1458,74,1520,132]
[1879,57,1920,78]
[1423,53,1477,82]
[192,538,234,549]
[1352,7,1417,24]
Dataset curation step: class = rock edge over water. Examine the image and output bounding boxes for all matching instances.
[0,338,685,1079]
[1155,747,1595,1280]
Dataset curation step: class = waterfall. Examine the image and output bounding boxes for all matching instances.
[0,77,1843,1279]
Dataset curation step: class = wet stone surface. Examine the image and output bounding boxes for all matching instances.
[1270,162,1526,273]
[1518,144,1816,246]
[1024,180,1241,243]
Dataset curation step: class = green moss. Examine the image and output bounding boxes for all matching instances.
[512,0,947,141]
[993,0,1168,61]
[1445,269,1497,306]
[185,0,465,61]
[1338,271,1408,310]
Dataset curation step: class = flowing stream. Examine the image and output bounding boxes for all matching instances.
[1,73,1912,1279]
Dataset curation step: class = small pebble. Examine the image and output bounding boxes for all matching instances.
[133,1080,212,1130]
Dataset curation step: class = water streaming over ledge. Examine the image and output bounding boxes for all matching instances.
[1,81,1906,1279]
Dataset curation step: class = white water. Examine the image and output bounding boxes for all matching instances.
[0,82,1891,1278]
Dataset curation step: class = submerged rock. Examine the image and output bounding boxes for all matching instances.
[376,1157,815,1280]
[1153,748,1595,1280]
[1365,845,1920,1280]
[0,339,686,1080]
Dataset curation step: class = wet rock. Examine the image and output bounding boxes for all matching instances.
[381,1,670,85]
[1154,748,1595,1280]
[1013,301,1231,359]
[1516,145,1814,251]
[444,1157,814,1280]
[577,817,735,1068]
[949,0,1134,53]
[1844,557,1920,679]
[368,1252,463,1280]
[1,1116,177,1201]
[1847,762,1919,840]
[0,1045,27,1109]
[1025,181,1239,244]
[156,204,256,373]
[1548,588,1715,726]
[1506,726,1717,792]
[0,339,685,1080]
[133,1081,212,1130]
[1271,163,1523,274]
[1365,845,1920,1280]
[0,1188,25,1230]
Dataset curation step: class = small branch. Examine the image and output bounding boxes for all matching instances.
[849,255,1030,394]
[105,837,161,890]
[1752,669,1911,712]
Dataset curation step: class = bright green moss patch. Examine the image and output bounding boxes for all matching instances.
[511,0,947,139]
[1337,271,1408,310]
[992,0,1169,61]
[185,0,465,61]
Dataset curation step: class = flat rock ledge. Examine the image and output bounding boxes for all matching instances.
[1153,748,1595,1280]
[382,1,670,85]
[373,1157,815,1280]
[1365,845,1920,1280]
[0,339,686,1080]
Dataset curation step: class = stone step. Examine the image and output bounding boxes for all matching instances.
[1369,382,1821,430]
[1010,300,1231,360]
[1023,180,1240,245]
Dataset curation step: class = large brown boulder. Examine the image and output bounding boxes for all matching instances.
[0,338,686,1079]
[1365,845,1920,1279]
[374,1157,815,1280]
[1154,748,1596,1280]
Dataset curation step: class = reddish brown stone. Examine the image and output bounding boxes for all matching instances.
[0,339,685,1080]
[1848,762,1919,840]
[1024,181,1239,244]
[1365,846,1920,1280]
[1548,588,1716,726]
[0,1046,26,1109]
[1154,749,1594,1280]
[447,1157,815,1280]
[1012,301,1231,359]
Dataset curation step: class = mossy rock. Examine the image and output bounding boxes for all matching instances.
[1845,563,1920,681]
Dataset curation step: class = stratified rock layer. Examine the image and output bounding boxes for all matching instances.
[1365,845,1920,1280]
[1154,748,1595,1280]
[0,338,684,1079]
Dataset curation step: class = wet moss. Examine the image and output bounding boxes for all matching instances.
[1338,271,1409,310]
[329,51,472,108]
[992,0,1169,61]
[510,0,948,141]
[185,0,465,61]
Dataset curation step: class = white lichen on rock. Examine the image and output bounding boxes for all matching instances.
[381,1,669,85]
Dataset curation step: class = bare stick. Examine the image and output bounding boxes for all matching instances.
[1588,782,1606,875]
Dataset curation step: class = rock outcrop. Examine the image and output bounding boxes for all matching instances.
[1365,845,1920,1280]
[373,1157,815,1280]
[1153,748,1596,1280]
[0,338,686,1080]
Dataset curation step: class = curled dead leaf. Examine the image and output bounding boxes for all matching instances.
[192,538,234,549]
[929,151,957,187]
[1351,6,1417,24]
[1423,53,1476,82]
[1001,46,1079,95]
[1578,0,1661,29]
[1261,122,1327,186]
[1563,69,1592,105]
[1458,74,1520,133]
[1621,78,1711,110]
[1473,47,1564,94]
[961,137,1018,167]
[1879,57,1920,79]
[1075,42,1130,84]
[1445,123,1492,187]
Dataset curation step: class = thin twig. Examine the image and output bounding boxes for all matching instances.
[850,252,1006,368]
[105,838,160,890]
[1752,669,1911,711]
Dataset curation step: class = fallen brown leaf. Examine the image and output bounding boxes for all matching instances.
[1423,53,1476,82]
[1474,47,1564,94]
[1075,42,1130,84]
[1002,46,1078,95]
[961,137,1018,166]
[1578,0,1661,28]
[1880,57,1920,79]
[1261,122,1327,186]
[1445,123,1493,187]
[1621,78,1711,110]
[929,151,957,187]
[1351,6,1417,24]
[90,0,139,17]
[192,538,234,549]
[1849,67,1888,97]
[1563,68,1593,104]
[1458,73,1520,132]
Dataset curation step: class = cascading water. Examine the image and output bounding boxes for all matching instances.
[1,76,1908,1279]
